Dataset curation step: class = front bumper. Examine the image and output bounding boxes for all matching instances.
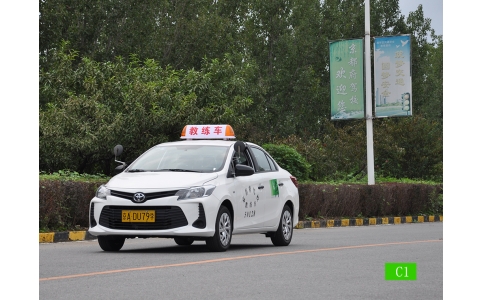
[88,194,219,238]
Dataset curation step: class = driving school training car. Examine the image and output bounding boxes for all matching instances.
[88,125,300,252]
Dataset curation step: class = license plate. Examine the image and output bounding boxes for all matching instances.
[122,210,155,222]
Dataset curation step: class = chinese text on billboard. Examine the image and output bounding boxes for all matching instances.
[373,35,412,117]
[329,39,365,120]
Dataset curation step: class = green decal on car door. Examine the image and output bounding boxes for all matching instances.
[270,179,279,197]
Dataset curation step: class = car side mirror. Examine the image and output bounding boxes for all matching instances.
[235,164,254,176]
[113,144,127,170]
[113,145,124,157]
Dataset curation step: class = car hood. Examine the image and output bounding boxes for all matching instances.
[107,172,218,190]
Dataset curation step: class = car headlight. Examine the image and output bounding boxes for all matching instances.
[96,185,111,200]
[175,185,216,201]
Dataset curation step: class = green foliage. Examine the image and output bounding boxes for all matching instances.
[40,179,107,232]
[39,0,442,182]
[40,45,255,174]
[374,116,443,181]
[271,115,442,183]
[427,188,444,215]
[375,177,441,185]
[298,182,443,218]
[398,5,442,121]
[39,177,442,231]
[39,170,109,182]
[271,135,329,182]
[262,144,311,180]
[40,0,243,71]
[272,120,368,182]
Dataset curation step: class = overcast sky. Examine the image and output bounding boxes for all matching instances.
[398,0,443,36]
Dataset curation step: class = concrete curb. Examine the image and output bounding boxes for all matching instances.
[39,215,443,243]
[39,231,97,243]
[294,215,443,229]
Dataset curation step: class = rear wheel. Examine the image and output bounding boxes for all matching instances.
[271,205,293,246]
[174,237,195,246]
[98,236,125,251]
[206,206,232,252]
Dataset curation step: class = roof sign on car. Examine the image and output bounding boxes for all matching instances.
[181,125,236,140]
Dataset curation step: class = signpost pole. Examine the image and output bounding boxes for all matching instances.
[365,0,375,185]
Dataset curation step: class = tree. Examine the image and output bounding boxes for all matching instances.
[40,46,256,174]
[401,4,442,121]
[40,0,243,71]
[39,0,443,181]
[373,116,443,180]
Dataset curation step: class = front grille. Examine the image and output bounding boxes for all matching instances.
[90,203,97,228]
[99,205,188,230]
[110,190,179,201]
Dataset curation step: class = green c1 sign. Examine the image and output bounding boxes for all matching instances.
[385,262,417,280]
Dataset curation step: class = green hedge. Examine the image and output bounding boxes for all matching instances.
[298,182,443,219]
[39,180,443,232]
[39,179,107,232]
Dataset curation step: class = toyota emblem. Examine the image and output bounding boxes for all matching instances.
[133,192,146,203]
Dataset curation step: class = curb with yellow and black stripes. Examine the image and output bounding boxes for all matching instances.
[39,231,98,243]
[39,215,443,243]
[294,215,443,229]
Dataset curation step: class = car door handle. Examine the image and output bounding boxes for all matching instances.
[258,186,264,189]
[278,183,284,186]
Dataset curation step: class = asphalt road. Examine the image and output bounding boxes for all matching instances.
[40,223,443,299]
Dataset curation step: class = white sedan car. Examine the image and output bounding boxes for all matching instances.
[89,125,299,252]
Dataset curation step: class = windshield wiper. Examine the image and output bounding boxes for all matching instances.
[127,169,146,172]
[155,169,201,173]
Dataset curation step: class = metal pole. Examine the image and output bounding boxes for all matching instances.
[365,0,375,185]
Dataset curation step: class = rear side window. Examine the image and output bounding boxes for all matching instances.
[266,154,277,170]
[250,147,277,172]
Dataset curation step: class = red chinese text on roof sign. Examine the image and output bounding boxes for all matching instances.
[181,125,235,139]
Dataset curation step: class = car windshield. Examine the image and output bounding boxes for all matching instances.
[127,145,230,173]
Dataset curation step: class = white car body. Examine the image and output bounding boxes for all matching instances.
[89,136,299,252]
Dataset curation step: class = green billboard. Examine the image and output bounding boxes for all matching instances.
[329,39,365,120]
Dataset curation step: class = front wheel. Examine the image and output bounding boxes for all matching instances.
[206,206,232,252]
[98,236,125,251]
[271,205,293,246]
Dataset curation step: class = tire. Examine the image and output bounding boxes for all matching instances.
[271,205,293,246]
[98,236,125,251]
[174,237,195,246]
[206,206,232,252]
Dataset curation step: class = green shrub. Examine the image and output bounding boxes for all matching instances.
[39,179,107,232]
[262,144,310,180]
[39,177,442,232]
[39,169,110,182]
[272,122,368,182]
[39,45,255,175]
[298,182,443,218]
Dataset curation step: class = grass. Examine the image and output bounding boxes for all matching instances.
[40,170,442,185]
[39,170,109,182]
[299,176,442,185]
